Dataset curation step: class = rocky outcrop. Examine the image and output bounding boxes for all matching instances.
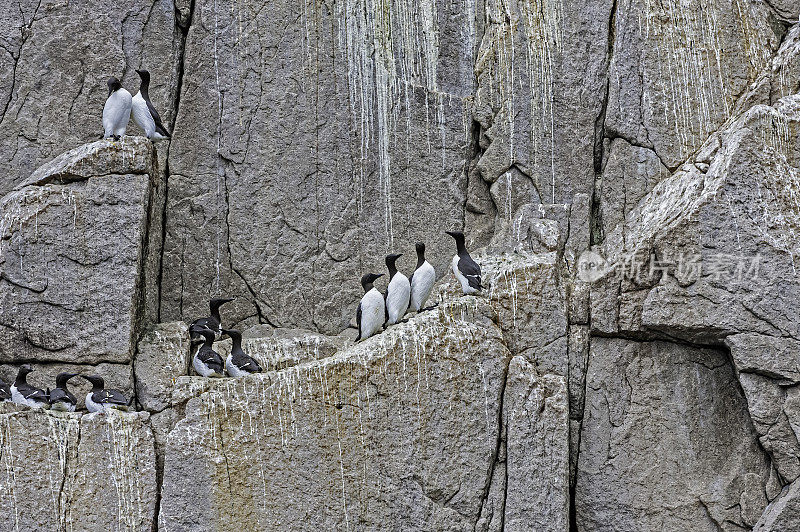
[0,138,162,363]
[1,0,799,530]
[0,409,156,532]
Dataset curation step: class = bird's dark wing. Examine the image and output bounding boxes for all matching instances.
[145,98,171,137]
[355,301,362,341]
[384,290,389,323]
[232,351,262,372]
[458,255,483,290]
[92,389,128,406]
[199,347,225,367]
[19,384,48,401]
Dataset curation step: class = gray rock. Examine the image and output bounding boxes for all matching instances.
[577,338,772,531]
[159,299,510,530]
[0,409,156,531]
[605,0,779,169]
[135,321,190,412]
[754,479,800,531]
[159,0,479,334]
[70,411,157,531]
[503,357,569,530]
[0,138,159,364]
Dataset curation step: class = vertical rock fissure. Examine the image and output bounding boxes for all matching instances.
[475,354,509,530]
[589,0,617,247]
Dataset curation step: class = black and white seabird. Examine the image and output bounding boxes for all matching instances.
[132,69,171,141]
[445,230,482,295]
[409,242,436,312]
[10,364,50,409]
[48,372,78,412]
[355,273,385,342]
[81,375,129,414]
[0,378,11,402]
[102,76,132,140]
[190,298,234,345]
[191,326,225,378]
[221,329,262,377]
[384,253,410,326]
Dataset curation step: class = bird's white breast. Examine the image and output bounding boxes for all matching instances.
[360,288,385,340]
[193,354,223,378]
[225,354,248,377]
[85,392,105,413]
[452,255,478,295]
[386,273,411,324]
[410,261,436,312]
[103,89,132,137]
[131,92,156,137]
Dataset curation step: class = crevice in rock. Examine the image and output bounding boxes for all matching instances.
[157,0,196,323]
[590,0,618,247]
[474,353,509,530]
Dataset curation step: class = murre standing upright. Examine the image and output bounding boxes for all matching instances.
[445,230,482,295]
[48,372,79,412]
[384,253,411,326]
[131,69,171,141]
[81,375,129,413]
[0,377,11,402]
[191,326,226,378]
[221,329,262,377]
[190,298,234,345]
[10,365,49,409]
[409,242,436,313]
[102,76,132,140]
[355,273,385,342]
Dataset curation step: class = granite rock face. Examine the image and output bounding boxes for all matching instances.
[0,138,161,364]
[1,0,800,530]
[0,409,156,532]
[577,339,771,531]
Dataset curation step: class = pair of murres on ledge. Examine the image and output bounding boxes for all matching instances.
[1,365,129,413]
[189,298,263,378]
[103,69,171,141]
[356,230,483,342]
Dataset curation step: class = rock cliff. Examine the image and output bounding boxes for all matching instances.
[0,0,799,530]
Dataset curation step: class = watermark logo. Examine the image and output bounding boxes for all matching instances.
[577,250,761,284]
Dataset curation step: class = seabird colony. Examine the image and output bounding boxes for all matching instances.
[0,73,485,413]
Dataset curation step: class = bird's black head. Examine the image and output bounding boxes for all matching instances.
[445,230,467,253]
[385,253,402,278]
[360,273,383,292]
[222,328,242,344]
[415,242,426,263]
[56,372,78,388]
[210,298,234,313]
[81,375,104,391]
[196,327,216,343]
[107,76,122,96]
[135,69,150,83]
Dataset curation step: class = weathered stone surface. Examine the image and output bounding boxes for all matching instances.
[0,138,159,364]
[159,299,509,530]
[473,0,611,205]
[598,137,670,238]
[577,338,771,531]
[72,411,157,531]
[503,357,569,531]
[591,97,800,346]
[0,409,156,531]
[754,479,800,531]
[135,321,190,412]
[605,0,779,169]
[213,327,343,373]
[160,0,479,334]
[0,362,133,411]
[0,0,180,195]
